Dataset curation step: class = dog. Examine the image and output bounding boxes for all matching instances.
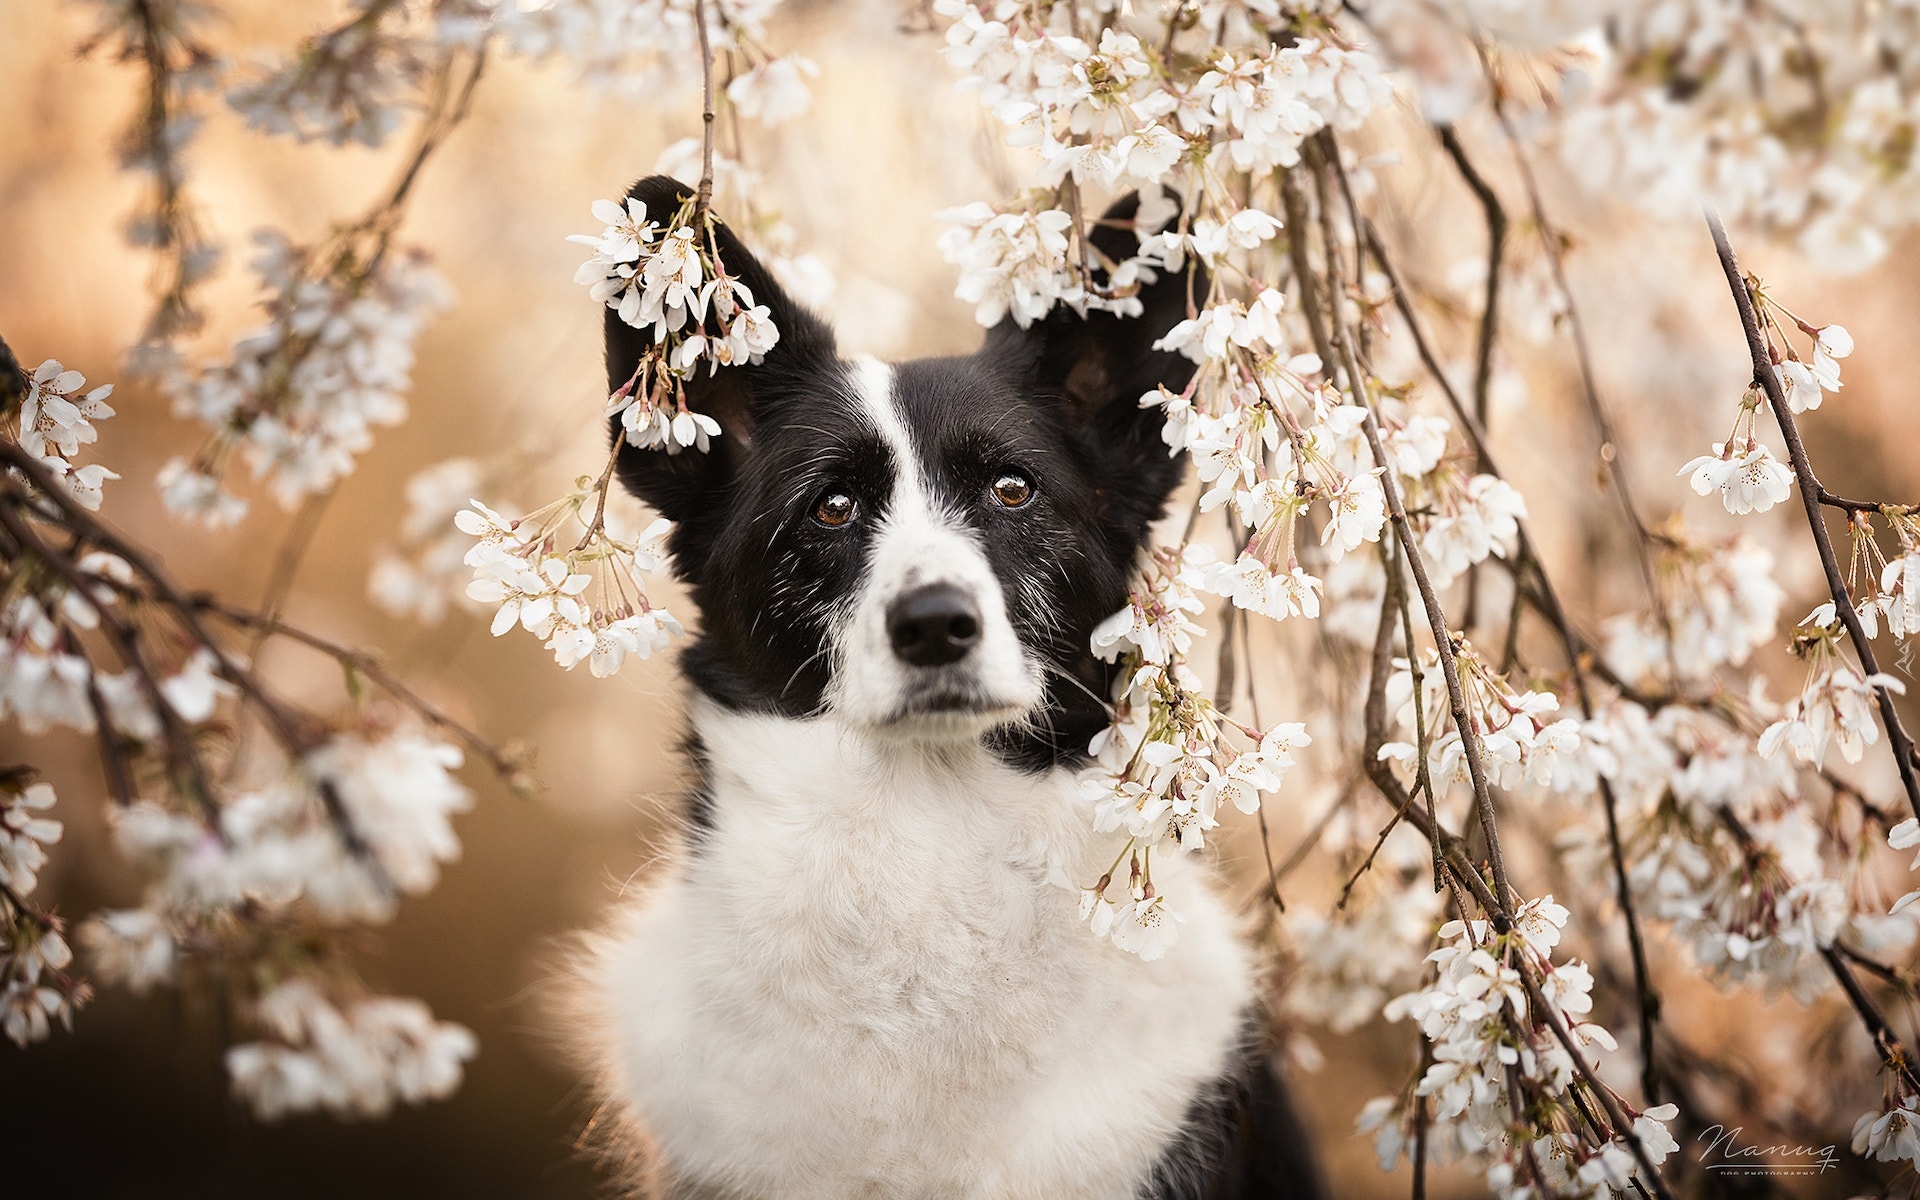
[571,175,1328,1200]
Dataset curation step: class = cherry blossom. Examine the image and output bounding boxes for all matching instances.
[226,977,476,1120]
[1680,441,1795,515]
[936,203,1077,328]
[0,783,62,898]
[163,229,451,517]
[1853,1097,1920,1166]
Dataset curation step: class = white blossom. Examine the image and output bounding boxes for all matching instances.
[1758,662,1904,769]
[1,978,70,1047]
[305,732,472,898]
[725,55,818,126]
[1418,474,1527,588]
[226,977,476,1121]
[21,360,113,463]
[159,647,233,723]
[0,782,62,898]
[937,203,1077,328]
[369,458,490,623]
[156,458,249,528]
[79,909,176,994]
[164,230,451,515]
[1852,1097,1920,1166]
[1680,442,1795,515]
[1604,532,1785,684]
[496,0,781,95]
[227,12,430,148]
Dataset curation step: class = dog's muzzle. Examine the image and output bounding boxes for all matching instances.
[885,583,981,667]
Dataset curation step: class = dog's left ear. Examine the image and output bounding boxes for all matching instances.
[606,175,838,524]
[984,191,1200,530]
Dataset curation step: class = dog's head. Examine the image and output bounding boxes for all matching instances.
[609,176,1197,766]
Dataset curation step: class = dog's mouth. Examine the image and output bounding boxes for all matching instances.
[881,681,1029,730]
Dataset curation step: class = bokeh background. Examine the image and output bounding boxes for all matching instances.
[3,1,1918,1196]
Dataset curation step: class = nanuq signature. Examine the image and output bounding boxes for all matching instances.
[1698,1125,1838,1174]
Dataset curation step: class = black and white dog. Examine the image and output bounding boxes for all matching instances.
[575,176,1326,1200]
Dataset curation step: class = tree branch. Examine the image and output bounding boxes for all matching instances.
[1705,211,1920,821]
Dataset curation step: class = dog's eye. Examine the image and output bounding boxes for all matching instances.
[813,489,859,527]
[989,471,1035,509]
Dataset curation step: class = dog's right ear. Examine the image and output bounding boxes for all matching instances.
[605,175,837,523]
[982,191,1201,538]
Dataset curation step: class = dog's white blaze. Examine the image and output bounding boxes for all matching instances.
[829,356,1041,730]
[586,700,1257,1199]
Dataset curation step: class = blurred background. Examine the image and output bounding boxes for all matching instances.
[3,1,1917,1197]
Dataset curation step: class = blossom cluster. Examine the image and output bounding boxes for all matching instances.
[1603,527,1786,685]
[1362,897,1681,1198]
[1366,1,1920,270]
[159,229,451,525]
[573,194,780,450]
[1525,693,1913,1006]
[227,0,436,148]
[226,977,475,1121]
[497,0,791,99]
[1849,508,1920,643]
[937,203,1082,329]
[0,778,84,1049]
[934,2,1390,331]
[11,360,119,512]
[1379,643,1586,798]
[1077,546,1311,959]
[454,160,803,663]
[81,720,482,1106]
[3,343,484,1118]
[1509,3,1920,271]
[103,732,473,925]
[1759,608,1907,771]
[368,456,492,623]
[1282,879,1443,1037]
[457,499,682,678]
[78,0,225,360]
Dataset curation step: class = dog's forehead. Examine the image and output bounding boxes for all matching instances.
[876,357,1051,466]
[755,355,1044,472]
[888,355,1028,420]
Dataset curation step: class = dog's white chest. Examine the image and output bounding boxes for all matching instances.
[586,705,1255,1200]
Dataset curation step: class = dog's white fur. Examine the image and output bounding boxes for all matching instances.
[588,704,1254,1199]
[578,363,1259,1198]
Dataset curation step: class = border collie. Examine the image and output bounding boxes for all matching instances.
[572,176,1326,1200]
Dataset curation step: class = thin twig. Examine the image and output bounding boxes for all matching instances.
[0,491,224,834]
[0,441,309,751]
[1819,490,1901,513]
[82,669,137,809]
[1434,125,1505,438]
[1320,146,1512,906]
[1433,123,1505,631]
[695,0,717,216]
[194,597,528,785]
[1474,68,1672,660]
[1280,167,1338,375]
[1705,211,1920,820]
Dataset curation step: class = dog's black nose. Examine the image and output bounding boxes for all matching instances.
[887,584,981,667]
